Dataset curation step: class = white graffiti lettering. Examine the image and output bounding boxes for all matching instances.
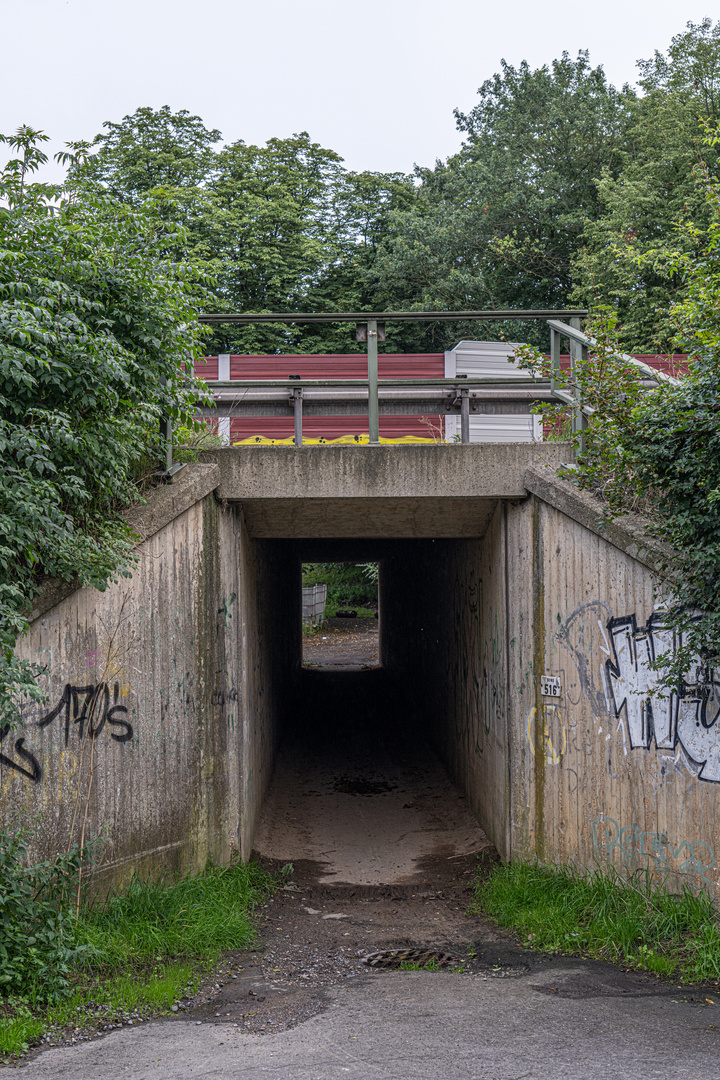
[605,614,720,783]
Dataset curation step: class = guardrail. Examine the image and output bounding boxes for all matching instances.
[162,309,680,468]
[197,376,556,445]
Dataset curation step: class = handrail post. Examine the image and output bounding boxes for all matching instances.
[568,317,588,454]
[367,317,380,444]
[293,386,303,447]
[460,388,470,443]
[549,326,560,396]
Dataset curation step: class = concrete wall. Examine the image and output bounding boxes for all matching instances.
[506,471,720,897]
[5,467,241,884]
[236,521,299,858]
[4,467,299,886]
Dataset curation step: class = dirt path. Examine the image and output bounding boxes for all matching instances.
[303,617,379,669]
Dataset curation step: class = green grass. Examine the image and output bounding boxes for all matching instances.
[474,861,720,983]
[398,960,466,973]
[0,860,272,1058]
[0,1012,44,1058]
[77,859,268,966]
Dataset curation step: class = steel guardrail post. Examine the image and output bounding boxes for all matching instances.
[460,388,470,443]
[367,317,380,444]
[293,386,303,447]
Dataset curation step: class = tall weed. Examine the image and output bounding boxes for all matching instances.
[0,814,92,1002]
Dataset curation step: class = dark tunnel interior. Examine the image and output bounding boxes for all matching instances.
[249,533,505,882]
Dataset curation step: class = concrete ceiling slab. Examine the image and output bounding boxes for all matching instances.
[240,497,499,538]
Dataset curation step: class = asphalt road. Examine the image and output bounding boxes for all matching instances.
[20,966,720,1080]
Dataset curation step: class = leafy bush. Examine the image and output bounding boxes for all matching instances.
[0,127,209,726]
[0,814,91,1002]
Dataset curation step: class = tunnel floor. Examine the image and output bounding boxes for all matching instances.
[253,737,491,885]
[302,616,379,670]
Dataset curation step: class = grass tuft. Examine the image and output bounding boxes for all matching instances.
[474,861,720,984]
[77,860,269,967]
[0,1013,44,1057]
[0,860,273,1058]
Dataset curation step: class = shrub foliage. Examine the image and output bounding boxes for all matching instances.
[0,127,207,725]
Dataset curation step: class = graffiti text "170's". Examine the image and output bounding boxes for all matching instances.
[0,682,133,785]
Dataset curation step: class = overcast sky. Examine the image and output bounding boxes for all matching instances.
[1,0,713,182]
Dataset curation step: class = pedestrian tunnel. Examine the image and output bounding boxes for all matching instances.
[238,527,511,880]
[13,443,711,902]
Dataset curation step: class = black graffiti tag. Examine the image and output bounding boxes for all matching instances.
[0,682,133,785]
[36,682,132,746]
[0,724,42,782]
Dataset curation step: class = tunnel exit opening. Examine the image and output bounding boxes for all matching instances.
[300,561,380,670]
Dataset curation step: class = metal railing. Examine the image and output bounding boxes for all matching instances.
[161,308,680,465]
[547,319,680,452]
[184,309,585,458]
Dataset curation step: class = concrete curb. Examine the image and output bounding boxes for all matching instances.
[27,464,221,623]
[524,464,676,581]
[124,463,220,543]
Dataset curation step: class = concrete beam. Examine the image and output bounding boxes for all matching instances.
[240,497,499,538]
[201,444,574,503]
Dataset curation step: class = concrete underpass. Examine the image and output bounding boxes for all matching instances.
[253,538,496,885]
[9,442,719,906]
[203,442,562,877]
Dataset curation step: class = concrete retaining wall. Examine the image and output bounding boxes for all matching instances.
[6,448,719,900]
[5,468,239,883]
[504,472,720,896]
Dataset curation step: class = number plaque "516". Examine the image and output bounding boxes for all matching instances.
[540,675,562,698]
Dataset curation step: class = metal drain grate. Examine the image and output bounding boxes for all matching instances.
[363,949,461,969]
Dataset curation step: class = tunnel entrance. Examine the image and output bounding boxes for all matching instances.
[250,529,509,884]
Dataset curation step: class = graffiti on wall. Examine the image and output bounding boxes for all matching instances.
[605,613,720,783]
[593,815,715,888]
[553,601,720,786]
[0,681,133,785]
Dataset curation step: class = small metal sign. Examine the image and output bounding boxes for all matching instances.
[540,675,562,698]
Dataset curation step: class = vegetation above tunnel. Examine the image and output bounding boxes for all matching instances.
[0,129,207,726]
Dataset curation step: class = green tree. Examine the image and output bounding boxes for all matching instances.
[517,158,720,681]
[375,51,634,348]
[77,105,221,199]
[196,135,417,353]
[573,20,720,350]
[0,127,207,725]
